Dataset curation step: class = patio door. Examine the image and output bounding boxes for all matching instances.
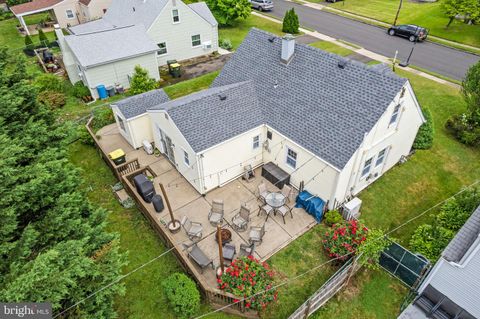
[164,135,176,164]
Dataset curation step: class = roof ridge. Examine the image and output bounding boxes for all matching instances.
[68,24,136,37]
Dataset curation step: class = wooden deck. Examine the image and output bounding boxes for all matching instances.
[93,123,318,316]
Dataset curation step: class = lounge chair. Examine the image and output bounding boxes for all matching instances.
[249,224,265,245]
[257,183,269,204]
[281,184,292,204]
[231,204,250,232]
[181,216,203,241]
[208,199,224,226]
[276,205,293,224]
[239,242,256,258]
[188,244,214,273]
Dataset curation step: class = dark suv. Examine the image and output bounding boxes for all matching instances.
[387,24,428,42]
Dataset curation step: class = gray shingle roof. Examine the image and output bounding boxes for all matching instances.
[188,2,217,26]
[68,19,114,35]
[114,89,170,119]
[65,25,159,68]
[103,0,169,29]
[443,205,480,262]
[212,28,407,169]
[149,81,264,152]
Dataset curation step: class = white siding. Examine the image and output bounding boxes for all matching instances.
[83,53,160,98]
[333,81,424,203]
[111,105,134,146]
[127,114,154,149]
[262,127,340,206]
[149,111,202,192]
[85,0,111,21]
[147,0,218,66]
[199,126,264,191]
[53,0,81,28]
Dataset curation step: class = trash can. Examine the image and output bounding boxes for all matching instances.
[108,149,126,165]
[96,85,108,99]
[106,85,116,97]
[116,85,125,94]
[170,63,181,78]
[152,194,164,213]
[167,59,177,74]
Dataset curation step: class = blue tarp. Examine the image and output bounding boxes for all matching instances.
[295,191,325,223]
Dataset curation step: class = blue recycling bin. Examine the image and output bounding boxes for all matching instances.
[96,85,108,99]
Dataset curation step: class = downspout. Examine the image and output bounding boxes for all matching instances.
[197,153,206,194]
[343,132,368,201]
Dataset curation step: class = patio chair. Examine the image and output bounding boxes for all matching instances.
[281,184,292,204]
[258,204,274,221]
[188,244,214,274]
[249,224,265,245]
[222,243,236,265]
[257,183,269,204]
[276,205,293,224]
[231,204,250,232]
[239,242,256,258]
[243,164,255,182]
[181,216,203,241]
[208,199,224,226]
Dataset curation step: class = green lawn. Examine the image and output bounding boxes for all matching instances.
[164,71,220,99]
[219,15,286,49]
[328,0,480,47]
[0,18,56,50]
[24,12,51,25]
[309,40,355,56]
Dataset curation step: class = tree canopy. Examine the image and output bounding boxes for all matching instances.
[282,8,300,34]
[206,0,251,26]
[129,65,158,95]
[0,47,125,318]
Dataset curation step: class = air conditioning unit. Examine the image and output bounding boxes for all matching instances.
[263,140,271,152]
[203,41,212,49]
[343,197,362,220]
[142,140,153,155]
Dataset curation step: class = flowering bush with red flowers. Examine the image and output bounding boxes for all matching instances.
[218,256,277,311]
[322,219,368,261]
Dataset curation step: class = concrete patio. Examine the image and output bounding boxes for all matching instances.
[97,124,317,290]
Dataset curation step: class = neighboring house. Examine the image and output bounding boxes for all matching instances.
[111,29,425,208]
[56,0,218,98]
[399,205,480,319]
[10,0,111,33]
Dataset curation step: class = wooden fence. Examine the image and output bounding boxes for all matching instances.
[85,117,258,318]
[288,257,362,319]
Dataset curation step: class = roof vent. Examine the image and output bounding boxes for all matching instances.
[132,6,135,11]
[268,36,275,43]
[219,93,227,101]
[338,60,347,69]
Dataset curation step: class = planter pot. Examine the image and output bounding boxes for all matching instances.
[167,220,181,233]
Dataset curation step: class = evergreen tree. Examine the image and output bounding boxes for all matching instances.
[0,47,125,318]
[129,65,158,95]
[38,29,48,46]
[24,34,34,51]
[282,8,299,34]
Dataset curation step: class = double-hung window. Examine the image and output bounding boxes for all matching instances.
[375,148,387,167]
[66,9,75,19]
[252,135,260,149]
[389,104,401,126]
[361,157,373,178]
[191,34,201,47]
[157,42,167,55]
[183,149,190,166]
[286,147,297,169]
[172,9,179,23]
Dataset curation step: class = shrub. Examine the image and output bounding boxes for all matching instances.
[37,90,66,109]
[413,108,434,149]
[91,107,115,132]
[206,0,251,26]
[322,220,368,261]
[38,29,48,46]
[128,65,158,95]
[71,81,91,98]
[24,34,34,51]
[323,210,342,226]
[34,73,65,92]
[162,273,200,319]
[219,256,277,311]
[282,8,299,34]
[410,224,454,261]
[219,38,233,51]
[357,228,391,270]
[77,125,94,146]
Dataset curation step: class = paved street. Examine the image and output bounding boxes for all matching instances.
[269,0,479,81]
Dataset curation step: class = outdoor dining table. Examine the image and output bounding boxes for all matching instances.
[264,192,286,209]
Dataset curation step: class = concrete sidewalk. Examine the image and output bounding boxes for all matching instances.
[252,11,461,89]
